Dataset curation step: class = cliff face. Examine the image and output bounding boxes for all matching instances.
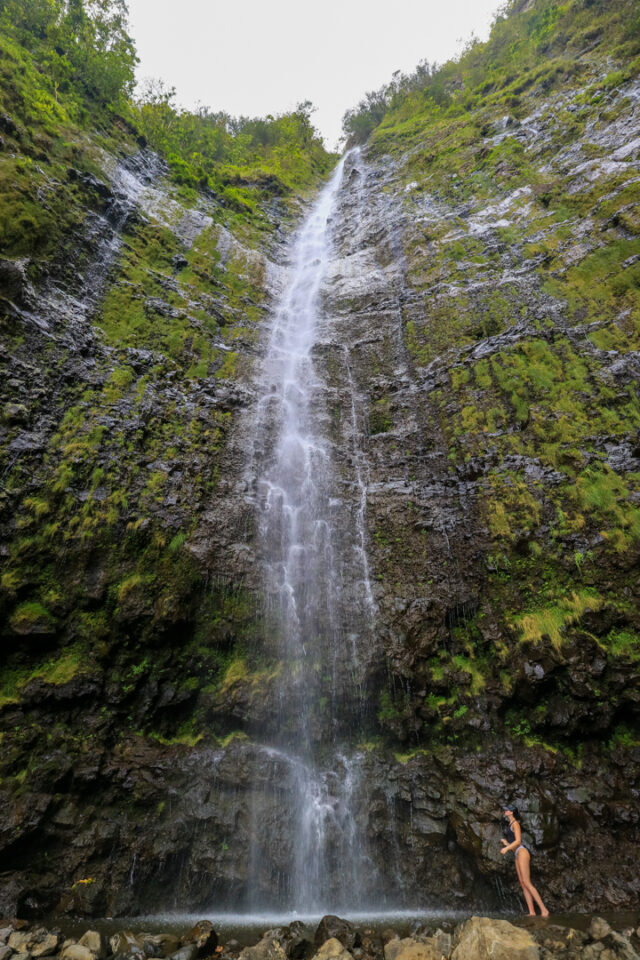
[1,0,640,921]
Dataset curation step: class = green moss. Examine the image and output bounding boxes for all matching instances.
[219,730,250,747]
[8,601,57,634]
[0,647,83,707]
[394,747,429,764]
[604,628,640,662]
[215,351,239,380]
[148,727,203,748]
[168,532,187,553]
[451,655,487,695]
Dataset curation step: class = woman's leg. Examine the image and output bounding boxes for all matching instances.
[518,849,549,916]
[515,851,536,915]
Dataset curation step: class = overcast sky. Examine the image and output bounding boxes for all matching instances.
[127,0,504,150]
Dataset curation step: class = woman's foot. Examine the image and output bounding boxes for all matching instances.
[541,909,550,917]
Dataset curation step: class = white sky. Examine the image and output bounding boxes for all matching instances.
[127,0,504,150]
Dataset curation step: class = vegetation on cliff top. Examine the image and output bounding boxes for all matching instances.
[343,0,640,145]
[133,84,335,207]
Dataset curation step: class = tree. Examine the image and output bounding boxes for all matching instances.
[70,0,138,103]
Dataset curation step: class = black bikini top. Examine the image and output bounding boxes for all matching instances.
[504,819,518,844]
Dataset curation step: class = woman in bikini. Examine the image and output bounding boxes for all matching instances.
[500,804,549,917]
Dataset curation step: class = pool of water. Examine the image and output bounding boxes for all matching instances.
[56,909,640,947]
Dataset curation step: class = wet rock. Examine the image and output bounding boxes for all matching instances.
[273,925,312,960]
[7,937,35,955]
[61,947,96,960]
[170,949,198,960]
[186,923,218,958]
[2,403,28,425]
[110,935,145,959]
[142,937,180,959]
[384,939,441,960]
[0,258,31,306]
[78,933,105,960]
[430,932,452,959]
[312,942,352,960]
[221,942,241,959]
[452,917,538,960]
[0,947,13,960]
[31,935,59,958]
[591,920,613,942]
[238,937,286,960]
[601,932,640,960]
[314,920,358,953]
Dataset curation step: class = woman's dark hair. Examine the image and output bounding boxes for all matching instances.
[504,803,522,823]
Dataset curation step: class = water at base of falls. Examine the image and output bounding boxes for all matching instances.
[247,150,379,912]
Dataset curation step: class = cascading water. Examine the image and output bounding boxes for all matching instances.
[247,151,381,912]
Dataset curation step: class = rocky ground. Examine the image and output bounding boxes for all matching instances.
[3,914,640,960]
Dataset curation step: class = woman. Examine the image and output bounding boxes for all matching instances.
[500,804,549,917]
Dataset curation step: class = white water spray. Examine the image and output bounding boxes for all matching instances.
[248,151,379,910]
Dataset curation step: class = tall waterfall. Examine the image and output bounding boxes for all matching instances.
[248,151,379,911]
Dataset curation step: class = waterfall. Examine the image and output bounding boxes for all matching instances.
[247,150,380,911]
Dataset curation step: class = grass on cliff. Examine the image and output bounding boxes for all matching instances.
[511,588,604,650]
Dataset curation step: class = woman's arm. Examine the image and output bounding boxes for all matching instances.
[500,820,521,854]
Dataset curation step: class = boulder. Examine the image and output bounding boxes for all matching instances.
[591,920,613,942]
[0,946,13,960]
[170,947,198,960]
[8,937,31,954]
[239,937,286,960]
[604,932,640,960]
[262,925,311,960]
[431,931,452,959]
[61,947,96,960]
[359,932,382,960]
[78,933,105,960]
[31,935,60,958]
[110,934,146,958]
[384,939,441,960]
[186,922,218,958]
[284,924,312,960]
[314,920,358,953]
[452,917,539,960]
[312,941,353,960]
[142,937,180,959]
[0,930,13,946]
